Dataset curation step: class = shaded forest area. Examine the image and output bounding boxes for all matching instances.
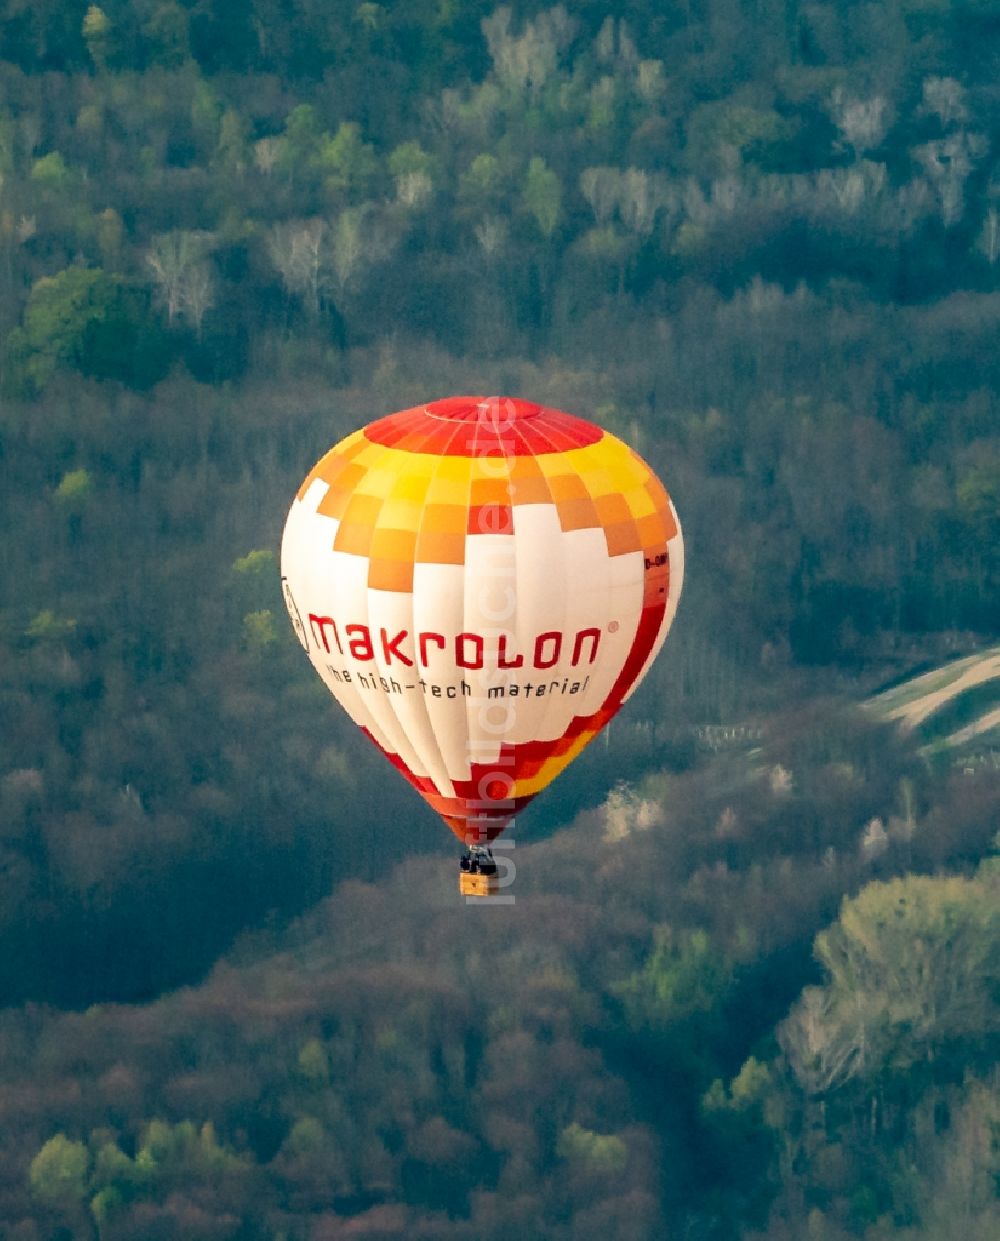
[0,1,998,1238]
[2,720,998,1239]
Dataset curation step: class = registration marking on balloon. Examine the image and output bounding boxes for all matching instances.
[281,397,683,846]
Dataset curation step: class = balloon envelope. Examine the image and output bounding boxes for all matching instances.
[281,396,683,845]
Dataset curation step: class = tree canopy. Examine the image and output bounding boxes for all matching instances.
[0,1,997,1237]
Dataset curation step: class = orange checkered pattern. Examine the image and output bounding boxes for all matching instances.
[299,400,676,589]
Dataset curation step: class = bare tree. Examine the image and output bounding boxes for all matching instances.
[636,59,665,103]
[253,136,282,176]
[182,263,216,340]
[267,209,396,316]
[779,985,869,1095]
[683,179,711,225]
[710,175,743,215]
[146,231,216,327]
[594,17,614,65]
[580,166,620,225]
[811,161,886,218]
[594,16,637,68]
[976,207,1000,264]
[474,215,508,261]
[828,89,891,157]
[859,817,889,861]
[536,5,578,55]
[146,231,188,324]
[589,75,616,126]
[915,132,987,226]
[602,781,661,842]
[19,113,41,159]
[267,219,327,316]
[481,6,576,102]
[331,209,365,290]
[426,88,461,139]
[395,170,432,208]
[916,1080,1000,1238]
[896,178,934,230]
[619,168,669,236]
[336,206,398,291]
[817,167,865,214]
[921,76,968,128]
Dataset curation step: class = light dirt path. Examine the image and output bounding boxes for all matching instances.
[870,647,1000,732]
[943,704,1000,748]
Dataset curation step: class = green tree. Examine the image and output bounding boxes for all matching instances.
[30,151,72,193]
[0,112,16,176]
[298,1037,331,1084]
[29,1134,90,1208]
[54,468,94,540]
[142,1,190,66]
[277,1117,352,1195]
[523,156,561,237]
[281,103,322,178]
[615,927,734,1031]
[25,609,76,643]
[459,153,503,210]
[686,101,793,173]
[82,5,112,71]
[135,1118,245,1181]
[556,1123,628,1174]
[215,107,249,175]
[54,468,93,512]
[91,1140,147,1196]
[354,3,385,34]
[6,267,162,393]
[90,1185,123,1238]
[700,1056,778,1219]
[316,122,378,199]
[957,459,1000,549]
[231,549,279,611]
[243,609,279,654]
[95,207,124,268]
[191,80,222,157]
[780,873,1000,1092]
[283,1117,327,1157]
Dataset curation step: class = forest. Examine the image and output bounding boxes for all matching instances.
[0,0,997,1238]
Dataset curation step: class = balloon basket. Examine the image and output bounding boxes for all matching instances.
[459,871,499,898]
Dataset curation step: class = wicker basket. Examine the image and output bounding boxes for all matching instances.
[459,871,499,897]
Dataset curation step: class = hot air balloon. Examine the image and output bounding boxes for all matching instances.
[280,396,683,895]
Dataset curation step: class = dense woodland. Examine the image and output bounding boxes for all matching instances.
[0,1,998,1238]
